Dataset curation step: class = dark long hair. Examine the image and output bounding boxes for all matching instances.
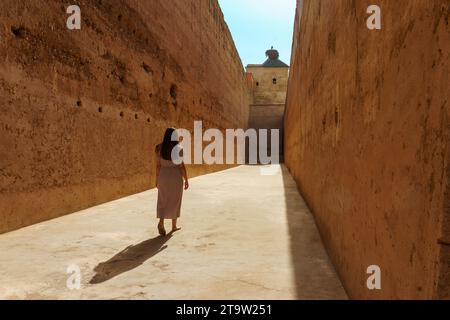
[161,127,179,161]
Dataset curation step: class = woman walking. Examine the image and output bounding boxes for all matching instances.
[155,128,189,236]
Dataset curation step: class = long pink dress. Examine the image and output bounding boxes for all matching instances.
[156,145,184,219]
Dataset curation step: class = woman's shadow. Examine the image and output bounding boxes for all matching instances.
[90,233,173,284]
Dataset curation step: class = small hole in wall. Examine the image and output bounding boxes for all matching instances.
[120,111,124,118]
[76,100,82,107]
[170,84,178,100]
[142,62,153,74]
[135,114,139,120]
[149,93,153,98]
[11,26,26,38]
[256,82,259,86]
[147,118,151,123]
[98,107,103,113]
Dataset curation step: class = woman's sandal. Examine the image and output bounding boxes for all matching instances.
[158,223,166,236]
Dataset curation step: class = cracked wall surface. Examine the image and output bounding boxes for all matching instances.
[285,0,450,299]
[0,0,250,234]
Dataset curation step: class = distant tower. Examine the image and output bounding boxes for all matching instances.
[246,47,289,105]
[245,47,289,162]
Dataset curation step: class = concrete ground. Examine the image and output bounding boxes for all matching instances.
[0,165,347,300]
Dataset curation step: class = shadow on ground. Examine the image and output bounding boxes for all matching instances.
[90,234,173,284]
[280,165,347,299]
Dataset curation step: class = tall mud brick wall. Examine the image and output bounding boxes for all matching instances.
[0,0,250,234]
[285,0,450,299]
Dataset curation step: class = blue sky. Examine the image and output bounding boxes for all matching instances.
[218,0,297,68]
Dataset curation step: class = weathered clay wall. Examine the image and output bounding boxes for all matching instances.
[285,0,450,299]
[248,104,285,161]
[0,0,250,234]
[246,66,289,105]
[249,105,285,131]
